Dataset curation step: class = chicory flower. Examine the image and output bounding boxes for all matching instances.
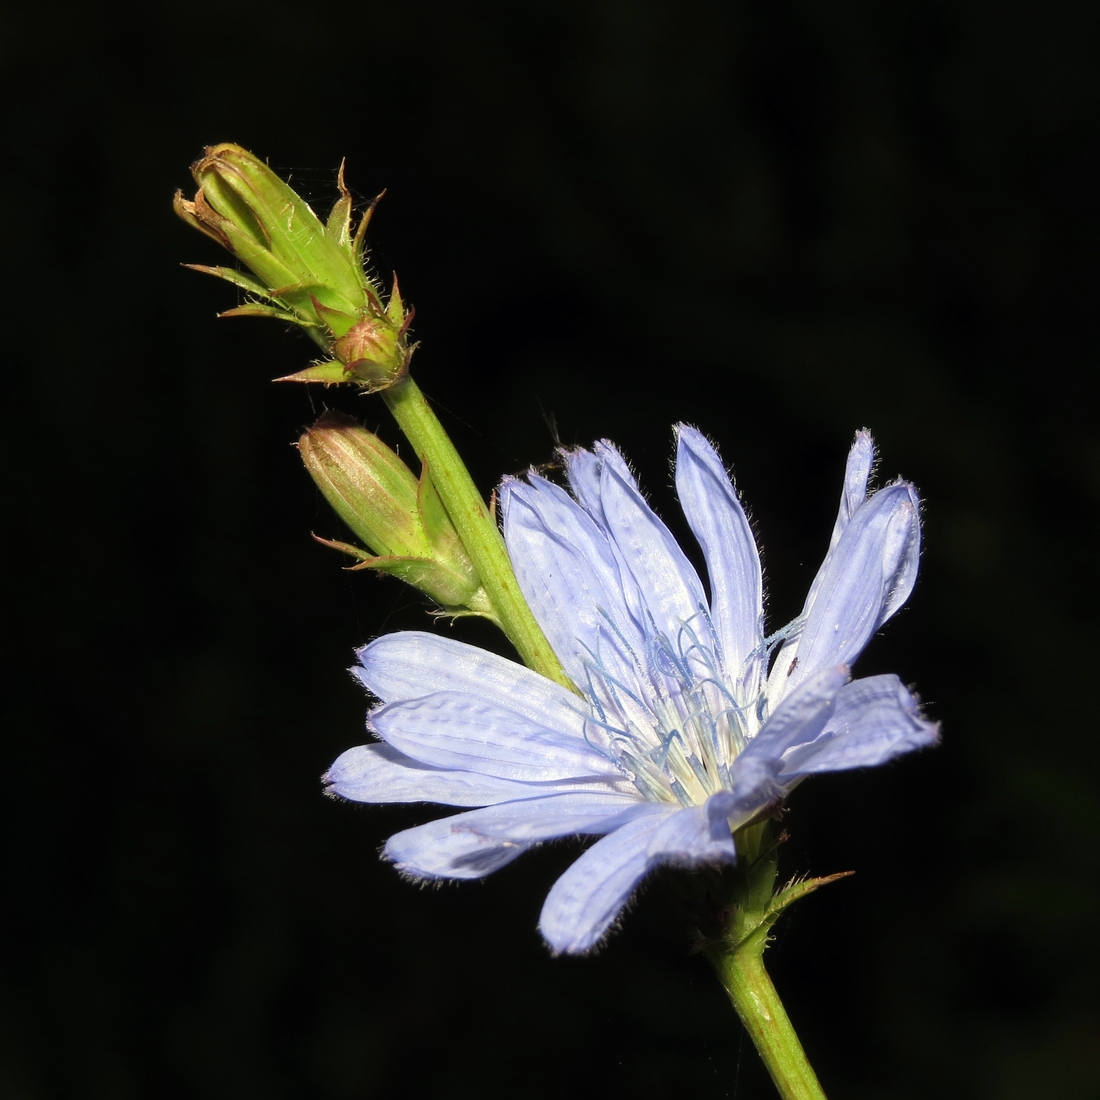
[325,427,938,953]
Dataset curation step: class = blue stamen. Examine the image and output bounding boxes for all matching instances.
[669,777,695,808]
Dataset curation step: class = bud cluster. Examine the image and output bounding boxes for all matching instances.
[174,144,413,391]
[175,144,567,674]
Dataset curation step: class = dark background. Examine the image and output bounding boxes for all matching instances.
[2,1,1098,1097]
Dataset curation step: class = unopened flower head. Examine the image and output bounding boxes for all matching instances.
[300,412,493,617]
[174,144,413,390]
[325,428,938,953]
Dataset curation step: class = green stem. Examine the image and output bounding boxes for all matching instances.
[381,376,575,691]
[706,941,828,1100]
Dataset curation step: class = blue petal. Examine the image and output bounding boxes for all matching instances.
[354,632,585,736]
[325,742,631,807]
[501,474,645,690]
[593,442,712,648]
[827,430,875,553]
[799,429,875,614]
[727,753,785,810]
[370,691,620,781]
[740,665,848,763]
[562,444,611,527]
[674,425,764,691]
[460,792,656,840]
[562,442,666,631]
[385,796,665,883]
[785,481,920,686]
[645,792,739,864]
[538,809,672,954]
[385,795,656,881]
[778,674,940,777]
[384,815,531,880]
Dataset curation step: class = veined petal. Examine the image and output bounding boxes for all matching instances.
[562,442,672,631]
[783,482,920,689]
[787,429,875,629]
[778,674,940,777]
[645,793,739,864]
[385,795,652,881]
[501,474,644,689]
[827,430,875,553]
[740,665,848,763]
[325,742,631,807]
[877,487,921,623]
[385,813,531,880]
[354,632,586,735]
[674,425,764,690]
[538,809,673,954]
[370,691,619,781]
[463,792,656,839]
[595,442,712,648]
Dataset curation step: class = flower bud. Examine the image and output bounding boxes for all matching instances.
[299,413,493,616]
[175,144,413,391]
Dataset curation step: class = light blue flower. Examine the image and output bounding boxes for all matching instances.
[325,427,938,953]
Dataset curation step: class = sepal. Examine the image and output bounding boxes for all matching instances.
[346,552,490,612]
[219,303,301,323]
[182,263,271,298]
[690,823,853,958]
[326,161,354,246]
[311,536,488,612]
[275,360,351,384]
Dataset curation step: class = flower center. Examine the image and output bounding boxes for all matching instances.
[579,611,760,808]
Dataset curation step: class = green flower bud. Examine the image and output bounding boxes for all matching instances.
[298,412,495,618]
[175,144,413,391]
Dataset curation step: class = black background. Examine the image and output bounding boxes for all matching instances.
[3,1,1098,1097]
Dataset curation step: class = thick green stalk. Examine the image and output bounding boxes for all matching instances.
[706,941,828,1100]
[381,376,575,691]
[701,825,829,1100]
